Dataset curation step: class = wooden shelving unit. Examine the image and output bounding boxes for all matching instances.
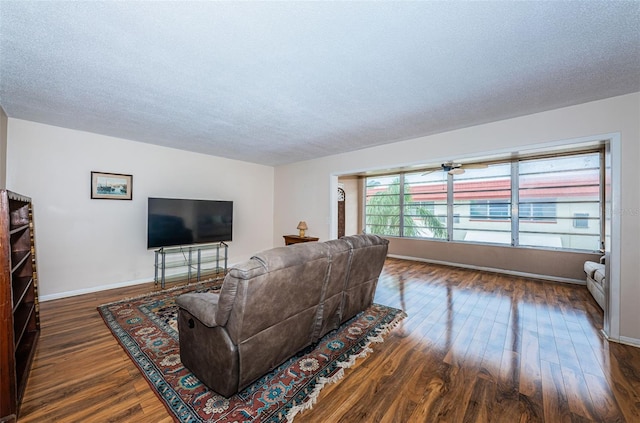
[1,190,40,423]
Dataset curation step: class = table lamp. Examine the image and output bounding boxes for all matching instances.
[297,221,308,237]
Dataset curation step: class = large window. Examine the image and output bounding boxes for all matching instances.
[364,150,602,252]
[403,171,447,239]
[364,176,401,236]
[454,163,512,245]
[364,173,447,239]
[518,154,600,250]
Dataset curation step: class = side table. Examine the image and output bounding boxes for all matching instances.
[283,235,319,245]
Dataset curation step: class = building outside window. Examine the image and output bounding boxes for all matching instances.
[470,200,510,220]
[519,202,557,222]
[573,212,590,228]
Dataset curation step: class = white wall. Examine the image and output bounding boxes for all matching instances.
[274,92,640,344]
[6,119,274,299]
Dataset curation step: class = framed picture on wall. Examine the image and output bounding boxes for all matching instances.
[91,171,133,200]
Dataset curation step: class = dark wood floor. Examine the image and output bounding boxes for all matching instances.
[18,258,640,422]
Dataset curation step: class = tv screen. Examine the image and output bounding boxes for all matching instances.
[147,197,233,249]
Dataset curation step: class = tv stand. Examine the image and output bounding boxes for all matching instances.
[154,242,228,289]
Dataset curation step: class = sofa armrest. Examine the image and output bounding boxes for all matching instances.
[176,292,220,328]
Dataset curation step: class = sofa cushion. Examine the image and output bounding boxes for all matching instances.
[176,292,220,327]
[315,238,352,340]
[215,258,265,327]
[340,234,389,323]
[593,267,606,286]
[252,242,329,271]
[584,261,603,279]
[584,259,606,310]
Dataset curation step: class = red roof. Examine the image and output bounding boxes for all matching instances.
[368,175,599,202]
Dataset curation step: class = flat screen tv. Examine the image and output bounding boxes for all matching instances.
[147,197,233,249]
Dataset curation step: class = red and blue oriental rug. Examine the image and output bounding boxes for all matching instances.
[98,282,406,422]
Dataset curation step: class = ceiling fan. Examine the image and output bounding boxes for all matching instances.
[424,161,489,176]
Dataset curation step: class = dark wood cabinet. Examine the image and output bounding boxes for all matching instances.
[1,190,40,422]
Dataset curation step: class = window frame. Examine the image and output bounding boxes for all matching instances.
[363,149,603,252]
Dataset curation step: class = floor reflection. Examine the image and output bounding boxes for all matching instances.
[375,257,620,415]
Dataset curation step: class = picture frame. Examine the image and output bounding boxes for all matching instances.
[91,171,133,200]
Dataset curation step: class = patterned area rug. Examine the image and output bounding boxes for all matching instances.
[98,282,406,422]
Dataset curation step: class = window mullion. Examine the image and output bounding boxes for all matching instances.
[399,175,405,238]
[511,161,519,246]
[447,173,453,241]
[599,148,606,251]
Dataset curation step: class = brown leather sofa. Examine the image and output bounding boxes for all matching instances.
[176,234,388,397]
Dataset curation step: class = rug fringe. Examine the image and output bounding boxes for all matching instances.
[285,309,407,422]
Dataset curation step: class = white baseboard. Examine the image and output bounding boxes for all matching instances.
[387,254,586,285]
[600,330,640,349]
[39,277,153,302]
[618,336,640,348]
[41,255,584,302]
[38,258,244,302]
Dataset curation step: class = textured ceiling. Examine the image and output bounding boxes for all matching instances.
[1,1,639,166]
